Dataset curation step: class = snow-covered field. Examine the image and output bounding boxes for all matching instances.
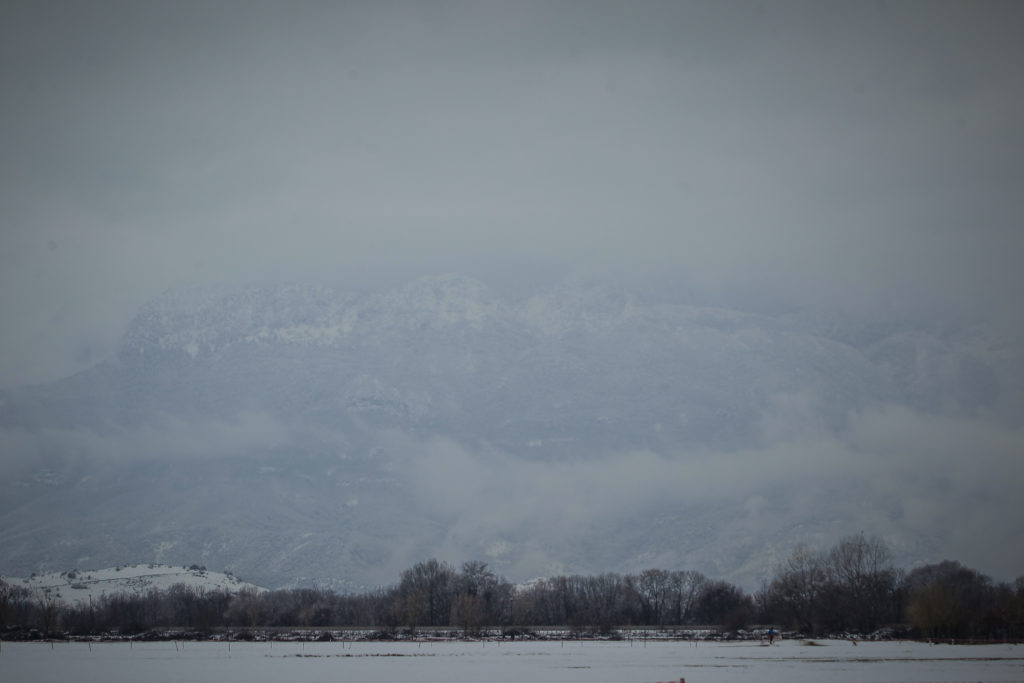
[2,639,1022,683]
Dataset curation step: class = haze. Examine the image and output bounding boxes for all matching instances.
[0,1,1022,587]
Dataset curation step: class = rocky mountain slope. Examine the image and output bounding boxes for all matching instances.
[1,275,1018,590]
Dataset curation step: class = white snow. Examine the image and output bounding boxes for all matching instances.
[1,564,263,605]
[0,639,1021,683]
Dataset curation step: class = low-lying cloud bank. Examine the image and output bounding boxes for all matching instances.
[1,401,1020,588]
[382,403,1023,583]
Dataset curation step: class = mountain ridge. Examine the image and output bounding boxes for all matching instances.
[0,275,1018,590]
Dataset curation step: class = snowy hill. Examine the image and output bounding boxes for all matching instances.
[2,564,263,605]
[0,275,1020,590]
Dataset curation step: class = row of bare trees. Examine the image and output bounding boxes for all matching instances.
[2,536,1022,638]
[759,535,1024,638]
[762,534,900,634]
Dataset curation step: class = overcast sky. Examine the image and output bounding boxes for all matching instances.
[2,0,1023,388]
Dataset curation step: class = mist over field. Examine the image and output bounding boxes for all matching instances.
[1,1,1022,590]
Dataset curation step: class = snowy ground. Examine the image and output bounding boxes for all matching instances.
[2,639,1022,683]
[1,564,262,605]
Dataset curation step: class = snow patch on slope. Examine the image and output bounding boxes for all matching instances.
[2,564,264,605]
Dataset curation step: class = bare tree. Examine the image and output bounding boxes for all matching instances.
[636,569,671,625]
[36,595,60,635]
[902,560,995,638]
[825,534,898,633]
[693,580,752,633]
[397,559,455,627]
[0,580,13,628]
[768,544,827,633]
[668,570,707,625]
[450,594,486,636]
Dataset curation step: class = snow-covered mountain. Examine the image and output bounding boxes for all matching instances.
[2,564,263,606]
[0,275,1019,590]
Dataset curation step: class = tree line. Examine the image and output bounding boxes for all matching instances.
[2,536,1022,639]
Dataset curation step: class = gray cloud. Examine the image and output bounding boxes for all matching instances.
[0,350,1020,586]
[1,1,1022,588]
[387,403,1023,584]
[0,411,288,476]
[2,1,1023,387]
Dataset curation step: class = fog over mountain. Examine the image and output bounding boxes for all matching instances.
[1,2,1022,590]
[1,275,1021,590]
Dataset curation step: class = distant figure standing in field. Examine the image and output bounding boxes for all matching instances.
[768,627,775,644]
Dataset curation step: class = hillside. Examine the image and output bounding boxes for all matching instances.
[1,275,1019,590]
[1,564,263,605]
